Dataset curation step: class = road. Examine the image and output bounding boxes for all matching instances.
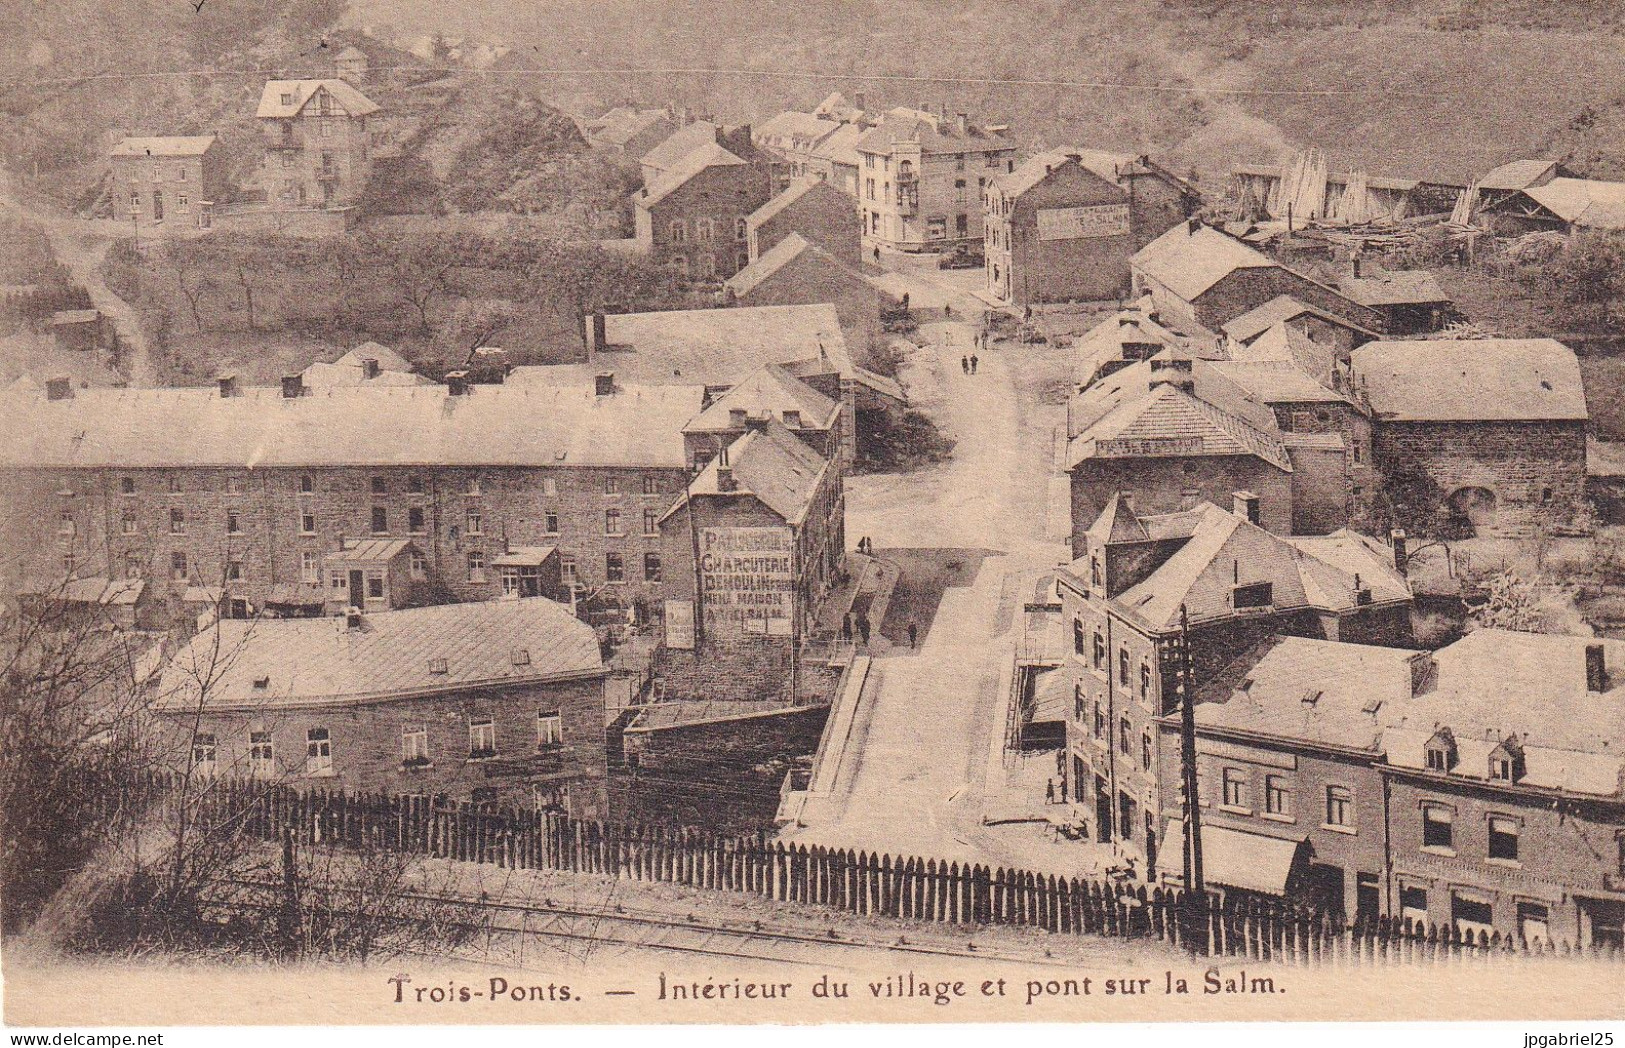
[785,256,1088,874]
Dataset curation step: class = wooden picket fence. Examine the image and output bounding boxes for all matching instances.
[86,775,1625,964]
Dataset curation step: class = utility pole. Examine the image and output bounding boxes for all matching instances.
[1177,603,1206,952]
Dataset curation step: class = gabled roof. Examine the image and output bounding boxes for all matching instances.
[683,362,840,434]
[1192,635,1425,752]
[333,342,415,373]
[1086,492,1149,544]
[1067,380,1293,472]
[1204,359,1347,404]
[640,121,722,173]
[808,123,865,166]
[157,597,603,712]
[591,108,672,148]
[747,177,847,232]
[639,140,748,207]
[326,538,416,563]
[1339,268,1450,307]
[1131,224,1277,302]
[755,111,840,147]
[1351,339,1587,422]
[684,418,831,525]
[724,233,822,297]
[812,91,864,122]
[111,135,217,158]
[1477,159,1560,192]
[256,79,380,119]
[1523,177,1625,229]
[0,382,705,469]
[995,149,1126,198]
[853,108,1010,156]
[1221,295,1377,344]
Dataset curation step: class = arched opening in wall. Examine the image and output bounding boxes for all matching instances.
[1446,486,1498,537]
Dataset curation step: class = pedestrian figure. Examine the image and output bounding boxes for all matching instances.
[970,353,979,374]
[961,355,970,374]
[1046,779,1056,805]
[858,615,871,645]
[907,621,918,648]
[901,292,910,310]
[842,613,853,642]
[944,302,952,318]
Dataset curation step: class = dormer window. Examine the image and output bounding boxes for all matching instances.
[280,92,295,106]
[1488,738,1525,782]
[1425,728,1457,773]
[1090,554,1103,589]
[1233,581,1273,609]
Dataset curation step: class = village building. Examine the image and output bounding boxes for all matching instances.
[584,105,678,160]
[109,136,228,232]
[984,150,1200,306]
[1233,155,1463,225]
[1335,263,1453,335]
[754,111,849,183]
[1130,222,1382,333]
[1481,175,1625,235]
[746,177,861,263]
[1350,339,1589,536]
[155,598,611,816]
[656,416,845,702]
[1050,494,1412,867]
[1220,295,1378,357]
[1469,159,1565,218]
[633,141,776,282]
[1071,303,1211,392]
[724,235,882,368]
[299,342,431,388]
[681,362,843,467]
[255,78,380,210]
[48,310,105,354]
[333,45,369,83]
[854,106,1016,251]
[806,123,865,197]
[638,120,762,187]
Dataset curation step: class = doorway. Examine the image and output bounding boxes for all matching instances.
[348,569,365,608]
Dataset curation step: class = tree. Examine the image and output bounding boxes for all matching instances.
[360,228,471,337]
[1470,568,1545,633]
[1532,230,1625,305]
[159,241,215,332]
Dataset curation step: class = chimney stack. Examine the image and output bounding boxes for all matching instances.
[1390,528,1408,577]
[360,356,380,380]
[345,606,363,630]
[854,91,866,112]
[595,372,616,397]
[716,465,737,492]
[955,112,969,136]
[217,374,238,398]
[1586,642,1607,693]
[1187,217,1201,235]
[45,376,72,401]
[280,374,304,399]
[728,408,748,427]
[1232,490,1261,525]
[1350,248,1364,280]
[587,312,607,357]
[743,413,770,433]
[445,370,469,396]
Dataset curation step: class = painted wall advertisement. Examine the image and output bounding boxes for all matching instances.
[699,526,795,636]
[1036,202,1131,241]
[663,599,695,650]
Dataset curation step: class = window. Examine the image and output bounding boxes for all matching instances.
[300,510,316,534]
[466,510,482,535]
[469,717,497,759]
[605,509,622,535]
[604,476,620,495]
[191,733,217,777]
[1221,768,1249,810]
[644,552,662,582]
[58,511,76,537]
[402,726,429,765]
[226,509,242,534]
[1451,894,1493,934]
[171,551,188,581]
[226,559,244,582]
[1118,716,1131,755]
[371,507,387,534]
[544,511,560,535]
[1488,816,1520,861]
[1422,805,1454,851]
[250,731,274,777]
[1265,775,1292,818]
[1118,648,1130,686]
[366,573,383,599]
[543,478,558,497]
[467,549,485,582]
[301,551,319,584]
[642,475,661,496]
[1072,618,1085,656]
[1074,685,1085,723]
[1140,662,1152,703]
[121,476,136,495]
[606,552,625,583]
[410,552,427,580]
[643,508,660,536]
[125,554,143,579]
[1233,581,1273,609]
[1517,901,1549,943]
[408,475,424,494]
[169,507,186,534]
[300,474,314,494]
[465,476,482,496]
[408,506,425,533]
[1400,886,1428,925]
[1325,785,1352,827]
[305,728,332,774]
[537,710,563,748]
[227,475,244,495]
[1093,700,1105,740]
[1092,631,1105,670]
[669,219,687,242]
[371,476,387,495]
[280,92,295,105]
[1141,731,1152,770]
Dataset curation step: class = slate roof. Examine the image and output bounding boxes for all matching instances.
[1339,269,1450,307]
[256,79,380,119]
[1222,295,1378,344]
[854,108,1010,156]
[1477,159,1560,192]
[808,123,864,166]
[0,382,705,469]
[575,304,848,383]
[756,111,840,148]
[111,136,217,158]
[326,538,416,563]
[684,362,839,434]
[995,149,1126,198]
[1086,492,1149,544]
[725,233,818,297]
[1066,380,1293,472]
[1350,339,1587,422]
[300,362,432,388]
[1192,635,1426,752]
[682,417,831,525]
[1204,359,1348,404]
[333,342,414,373]
[157,597,603,712]
[747,177,846,232]
[1523,177,1625,229]
[639,141,749,207]
[1130,224,1277,302]
[590,108,671,148]
[641,121,722,173]
[1073,309,1195,387]
[1227,322,1326,370]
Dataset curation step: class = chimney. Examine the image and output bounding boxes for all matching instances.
[45,376,72,401]
[1390,528,1408,577]
[854,91,866,112]
[595,372,616,397]
[782,409,801,428]
[728,408,748,427]
[1187,217,1201,235]
[445,370,470,396]
[217,374,238,398]
[280,374,304,399]
[587,312,607,356]
[360,356,380,380]
[955,112,968,136]
[743,413,770,433]
[345,606,363,630]
[1232,490,1261,525]
[1586,642,1607,693]
[716,464,737,492]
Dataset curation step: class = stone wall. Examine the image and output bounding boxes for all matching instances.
[1070,456,1292,555]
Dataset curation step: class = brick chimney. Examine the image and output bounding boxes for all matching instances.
[1390,528,1408,577]
[586,312,607,357]
[955,112,968,136]
[1350,248,1364,280]
[728,408,747,427]
[45,376,72,401]
[445,370,470,396]
[716,464,737,492]
[1586,642,1607,693]
[743,413,770,433]
[280,374,304,399]
[217,374,238,398]
[595,372,616,397]
[1232,490,1261,525]
[360,356,380,380]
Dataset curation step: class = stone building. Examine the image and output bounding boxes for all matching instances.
[155,598,611,816]
[1052,494,1412,868]
[109,136,229,232]
[584,105,677,160]
[724,235,882,369]
[1336,264,1453,336]
[1350,339,1589,536]
[1220,296,1378,362]
[638,121,762,187]
[633,141,775,282]
[256,78,380,210]
[854,107,1016,251]
[746,177,861,263]
[1131,222,1381,333]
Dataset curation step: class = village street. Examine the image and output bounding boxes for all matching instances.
[783,257,1097,875]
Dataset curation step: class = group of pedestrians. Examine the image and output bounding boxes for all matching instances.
[960,353,980,375]
[841,612,920,650]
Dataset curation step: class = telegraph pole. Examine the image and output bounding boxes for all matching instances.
[1178,603,1206,951]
